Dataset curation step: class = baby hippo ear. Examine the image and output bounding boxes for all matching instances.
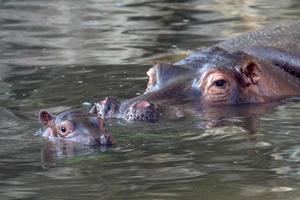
[88,105,97,115]
[240,60,261,87]
[39,111,54,127]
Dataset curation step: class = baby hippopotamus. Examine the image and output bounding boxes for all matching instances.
[90,21,300,122]
[39,109,115,146]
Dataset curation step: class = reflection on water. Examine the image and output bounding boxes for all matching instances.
[1,0,300,199]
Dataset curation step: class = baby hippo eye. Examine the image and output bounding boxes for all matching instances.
[213,79,227,88]
[57,121,74,137]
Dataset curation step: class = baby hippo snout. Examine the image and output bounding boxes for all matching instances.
[124,100,161,121]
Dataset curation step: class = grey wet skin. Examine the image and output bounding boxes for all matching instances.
[39,109,115,146]
[93,21,300,122]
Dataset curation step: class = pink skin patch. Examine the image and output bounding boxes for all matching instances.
[42,127,55,138]
[133,100,151,109]
[97,117,106,132]
[100,99,107,105]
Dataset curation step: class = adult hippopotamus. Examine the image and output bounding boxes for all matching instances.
[38,109,115,146]
[90,21,300,122]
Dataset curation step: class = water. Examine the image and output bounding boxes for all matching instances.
[1,0,300,199]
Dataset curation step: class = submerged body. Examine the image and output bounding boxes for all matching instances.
[92,21,300,122]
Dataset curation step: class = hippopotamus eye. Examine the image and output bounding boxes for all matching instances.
[56,121,74,137]
[61,126,67,133]
[213,79,227,88]
[58,125,69,136]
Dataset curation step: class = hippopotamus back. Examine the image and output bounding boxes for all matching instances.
[216,20,300,53]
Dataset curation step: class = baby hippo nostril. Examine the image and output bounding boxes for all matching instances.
[100,134,115,145]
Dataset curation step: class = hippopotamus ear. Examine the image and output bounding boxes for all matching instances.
[88,105,97,115]
[232,51,261,86]
[240,60,261,86]
[39,111,54,127]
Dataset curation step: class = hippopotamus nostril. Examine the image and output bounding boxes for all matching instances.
[122,100,160,122]
[133,100,151,109]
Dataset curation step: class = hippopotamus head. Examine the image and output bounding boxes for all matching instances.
[90,47,300,122]
[39,109,115,146]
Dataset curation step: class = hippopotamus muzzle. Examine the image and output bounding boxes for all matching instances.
[89,96,161,122]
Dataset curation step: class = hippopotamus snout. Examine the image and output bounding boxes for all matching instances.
[91,96,161,122]
[123,100,160,121]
